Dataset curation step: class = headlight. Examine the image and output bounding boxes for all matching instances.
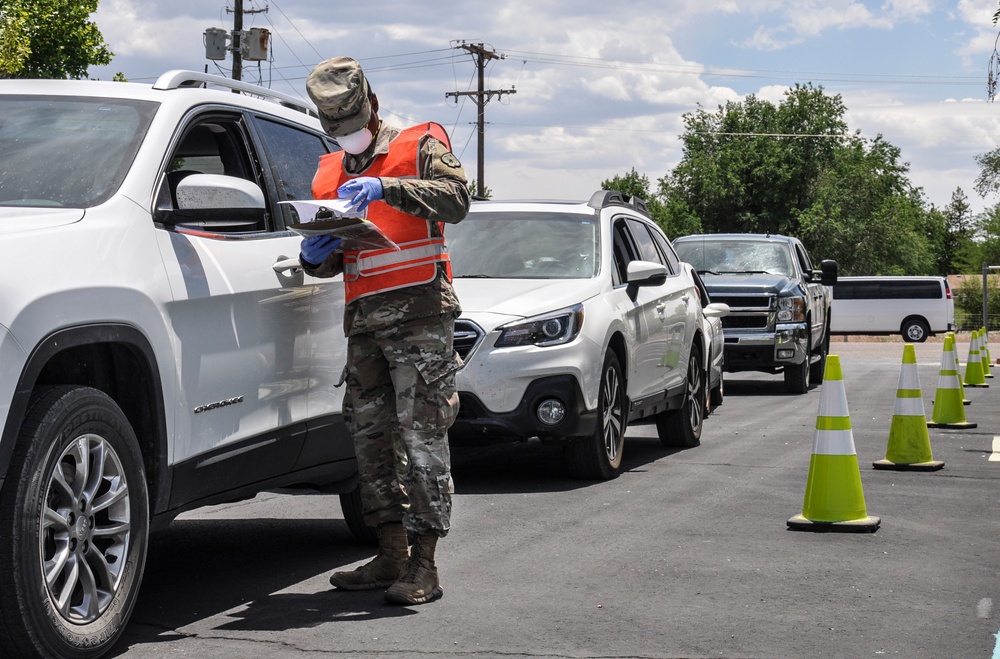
[776,297,805,322]
[495,304,584,347]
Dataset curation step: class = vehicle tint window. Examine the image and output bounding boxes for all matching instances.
[156,116,268,233]
[254,117,333,227]
[448,211,599,279]
[625,219,664,265]
[649,228,681,275]
[611,220,636,286]
[835,280,942,300]
[0,96,156,208]
[794,244,812,274]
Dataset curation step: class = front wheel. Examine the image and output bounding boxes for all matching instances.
[0,386,149,659]
[657,346,706,449]
[566,351,627,480]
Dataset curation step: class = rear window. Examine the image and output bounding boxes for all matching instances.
[0,95,157,208]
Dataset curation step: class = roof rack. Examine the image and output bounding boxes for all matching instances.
[152,70,318,118]
[587,189,650,217]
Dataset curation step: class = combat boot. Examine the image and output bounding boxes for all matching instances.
[384,532,443,605]
[329,522,408,590]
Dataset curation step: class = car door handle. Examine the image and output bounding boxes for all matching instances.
[272,257,301,273]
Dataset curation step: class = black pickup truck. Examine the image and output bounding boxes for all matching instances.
[673,234,838,393]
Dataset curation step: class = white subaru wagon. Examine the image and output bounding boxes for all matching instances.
[447,193,717,480]
[0,71,372,658]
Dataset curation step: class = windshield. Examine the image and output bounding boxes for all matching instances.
[674,239,795,277]
[448,211,599,279]
[0,95,157,208]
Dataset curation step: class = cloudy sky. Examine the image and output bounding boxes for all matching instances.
[89,0,1000,215]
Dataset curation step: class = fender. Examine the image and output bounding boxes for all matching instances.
[0,324,168,513]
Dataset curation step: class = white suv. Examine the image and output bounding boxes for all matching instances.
[0,71,370,658]
[447,193,715,480]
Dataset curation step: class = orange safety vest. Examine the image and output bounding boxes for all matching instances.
[312,123,453,304]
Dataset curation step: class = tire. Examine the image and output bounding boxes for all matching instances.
[710,372,724,409]
[566,351,627,480]
[657,346,706,449]
[809,330,829,385]
[0,386,148,659]
[902,318,930,343]
[339,483,378,545]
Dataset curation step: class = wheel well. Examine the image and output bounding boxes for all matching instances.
[6,326,168,516]
[900,315,929,331]
[608,332,627,379]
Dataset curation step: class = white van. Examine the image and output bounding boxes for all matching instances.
[831,276,956,342]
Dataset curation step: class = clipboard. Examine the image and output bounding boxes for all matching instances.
[281,199,399,251]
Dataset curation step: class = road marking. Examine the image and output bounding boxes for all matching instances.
[991,437,1000,462]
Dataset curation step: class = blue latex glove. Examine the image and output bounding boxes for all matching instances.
[300,235,342,265]
[338,177,383,213]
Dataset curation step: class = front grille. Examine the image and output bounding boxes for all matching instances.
[723,315,770,330]
[454,319,485,361]
[713,295,772,310]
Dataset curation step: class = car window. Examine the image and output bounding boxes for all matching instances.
[649,227,681,275]
[449,211,598,279]
[253,117,334,228]
[0,96,156,209]
[611,219,639,286]
[155,114,269,233]
[625,218,664,266]
[794,244,812,273]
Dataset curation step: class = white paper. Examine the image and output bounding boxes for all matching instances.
[279,198,365,223]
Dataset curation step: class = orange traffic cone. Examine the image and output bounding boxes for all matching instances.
[963,330,988,388]
[928,334,977,429]
[873,344,944,471]
[788,355,880,533]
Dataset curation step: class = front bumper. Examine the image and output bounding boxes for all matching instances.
[723,322,808,373]
[451,374,598,443]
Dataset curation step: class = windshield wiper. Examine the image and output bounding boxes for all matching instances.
[455,274,492,278]
[697,269,719,275]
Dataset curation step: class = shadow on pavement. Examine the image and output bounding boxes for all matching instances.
[109,516,407,655]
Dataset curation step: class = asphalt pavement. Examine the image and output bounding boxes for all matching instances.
[109,340,1000,659]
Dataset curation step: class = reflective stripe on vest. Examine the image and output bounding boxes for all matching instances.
[311,123,453,304]
[344,238,449,279]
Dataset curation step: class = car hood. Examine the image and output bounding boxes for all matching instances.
[454,278,600,326]
[701,273,800,296]
[0,207,85,234]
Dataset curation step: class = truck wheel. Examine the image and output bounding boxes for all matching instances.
[783,344,810,394]
[902,318,930,343]
[809,332,828,385]
[339,484,378,545]
[566,351,626,480]
[657,346,705,448]
[0,386,148,659]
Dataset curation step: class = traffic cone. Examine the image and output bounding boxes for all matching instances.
[928,334,977,429]
[980,328,993,378]
[788,355,880,533]
[948,333,971,405]
[963,330,988,388]
[984,330,994,369]
[873,344,944,471]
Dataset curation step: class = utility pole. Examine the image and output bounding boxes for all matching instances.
[231,0,243,82]
[445,42,516,197]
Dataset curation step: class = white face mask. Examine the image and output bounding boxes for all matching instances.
[337,126,374,154]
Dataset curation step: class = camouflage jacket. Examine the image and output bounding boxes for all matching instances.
[301,123,470,336]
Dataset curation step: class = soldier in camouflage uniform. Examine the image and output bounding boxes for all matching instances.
[299,57,469,606]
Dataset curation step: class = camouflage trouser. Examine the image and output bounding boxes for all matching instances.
[343,313,461,536]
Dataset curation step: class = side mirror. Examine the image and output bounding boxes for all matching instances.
[819,259,838,286]
[626,260,668,299]
[157,173,266,231]
[704,302,730,319]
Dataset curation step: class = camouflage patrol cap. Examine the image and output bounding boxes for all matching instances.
[306,57,372,137]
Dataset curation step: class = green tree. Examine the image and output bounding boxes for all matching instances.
[0,0,113,79]
[659,84,848,237]
[659,83,941,275]
[937,188,976,274]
